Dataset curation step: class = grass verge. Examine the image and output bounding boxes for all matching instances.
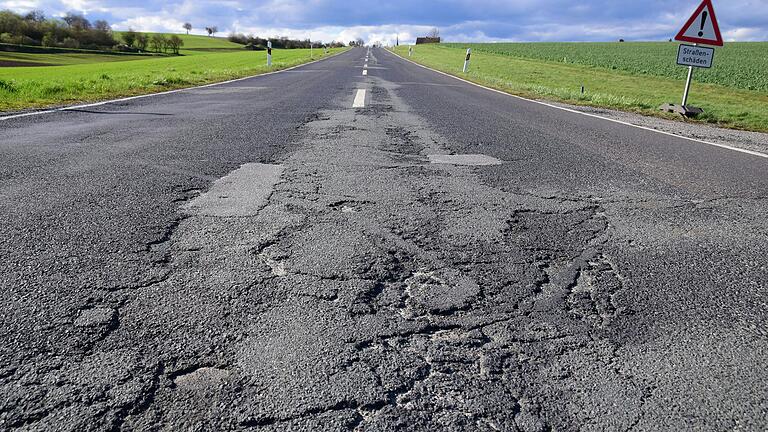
[0,48,347,112]
[392,45,768,133]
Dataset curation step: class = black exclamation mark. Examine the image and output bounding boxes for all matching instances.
[698,11,708,37]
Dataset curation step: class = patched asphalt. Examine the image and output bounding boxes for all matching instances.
[1,47,767,431]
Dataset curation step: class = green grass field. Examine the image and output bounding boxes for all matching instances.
[113,32,244,52]
[393,43,768,132]
[0,47,346,111]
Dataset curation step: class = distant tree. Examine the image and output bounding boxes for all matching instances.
[427,27,440,38]
[183,22,192,34]
[62,37,79,48]
[205,26,218,37]
[228,33,247,44]
[91,20,115,47]
[63,13,91,31]
[93,20,110,32]
[150,34,167,52]
[135,33,149,51]
[355,37,365,47]
[167,35,184,54]
[23,10,46,23]
[42,33,56,47]
[122,28,137,47]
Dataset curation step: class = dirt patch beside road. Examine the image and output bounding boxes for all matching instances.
[0,60,54,67]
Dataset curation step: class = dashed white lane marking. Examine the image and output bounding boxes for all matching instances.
[363,70,368,76]
[384,49,768,161]
[353,89,366,108]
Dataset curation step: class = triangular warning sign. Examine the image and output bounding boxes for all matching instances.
[675,0,724,46]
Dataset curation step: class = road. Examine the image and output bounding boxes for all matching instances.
[1,47,767,431]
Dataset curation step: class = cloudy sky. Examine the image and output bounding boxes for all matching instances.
[2,0,767,44]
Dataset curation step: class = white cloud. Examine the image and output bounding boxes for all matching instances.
[2,0,766,43]
[724,27,768,42]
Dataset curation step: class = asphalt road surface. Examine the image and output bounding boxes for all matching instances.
[2,47,767,431]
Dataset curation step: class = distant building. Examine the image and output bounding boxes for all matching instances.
[416,37,441,45]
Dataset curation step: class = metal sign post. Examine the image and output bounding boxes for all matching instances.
[267,41,272,67]
[681,64,695,108]
[463,48,471,73]
[678,44,714,107]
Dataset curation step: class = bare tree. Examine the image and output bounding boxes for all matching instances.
[167,35,184,54]
[122,28,137,47]
[427,27,440,38]
[23,10,45,23]
[150,34,167,52]
[135,33,149,51]
[206,26,218,37]
[63,13,91,31]
[183,22,192,34]
[93,20,110,32]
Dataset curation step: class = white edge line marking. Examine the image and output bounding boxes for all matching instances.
[383,49,768,160]
[0,50,349,122]
[353,89,366,108]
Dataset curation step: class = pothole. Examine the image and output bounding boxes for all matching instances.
[427,154,503,166]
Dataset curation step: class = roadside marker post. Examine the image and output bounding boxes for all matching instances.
[463,48,471,73]
[660,0,724,117]
[267,41,273,67]
[409,46,413,57]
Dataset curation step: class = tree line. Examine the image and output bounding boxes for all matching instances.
[121,30,184,54]
[0,10,117,50]
[1,8,354,53]
[0,9,187,54]
[227,34,347,49]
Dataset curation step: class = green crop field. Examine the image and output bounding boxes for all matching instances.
[446,42,768,92]
[0,48,346,112]
[393,43,768,132]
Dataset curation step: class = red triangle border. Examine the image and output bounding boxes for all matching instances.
[675,0,724,46]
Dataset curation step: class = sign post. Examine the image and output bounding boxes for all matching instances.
[267,41,272,67]
[463,48,471,73]
[660,0,723,117]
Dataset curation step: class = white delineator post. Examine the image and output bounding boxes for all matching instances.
[463,48,471,73]
[267,41,272,67]
[409,46,413,57]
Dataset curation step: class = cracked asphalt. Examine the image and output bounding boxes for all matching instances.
[1,47,767,431]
